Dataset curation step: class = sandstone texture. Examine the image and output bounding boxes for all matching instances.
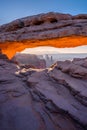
[0,12,87,42]
[0,51,87,130]
[0,12,87,129]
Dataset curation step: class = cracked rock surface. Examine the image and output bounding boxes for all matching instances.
[0,52,87,130]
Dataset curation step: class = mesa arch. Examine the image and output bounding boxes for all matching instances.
[0,12,87,58]
[0,36,87,59]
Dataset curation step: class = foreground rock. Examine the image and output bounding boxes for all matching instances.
[0,12,87,42]
[0,53,87,130]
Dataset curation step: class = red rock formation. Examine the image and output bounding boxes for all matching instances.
[0,12,87,130]
[0,12,87,42]
[0,12,87,58]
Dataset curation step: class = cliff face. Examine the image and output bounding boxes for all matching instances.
[0,52,87,130]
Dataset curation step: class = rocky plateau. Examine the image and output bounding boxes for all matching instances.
[0,12,87,130]
[0,51,87,130]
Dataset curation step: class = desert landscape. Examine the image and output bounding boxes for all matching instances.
[0,8,87,130]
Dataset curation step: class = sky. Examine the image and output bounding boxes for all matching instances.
[21,46,87,54]
[0,0,87,25]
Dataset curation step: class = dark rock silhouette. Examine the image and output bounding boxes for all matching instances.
[0,12,87,42]
[0,52,87,130]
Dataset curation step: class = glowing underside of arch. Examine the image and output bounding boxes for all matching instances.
[0,36,87,59]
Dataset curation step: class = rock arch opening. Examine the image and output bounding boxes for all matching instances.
[0,36,87,59]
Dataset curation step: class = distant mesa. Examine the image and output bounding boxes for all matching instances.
[12,53,46,69]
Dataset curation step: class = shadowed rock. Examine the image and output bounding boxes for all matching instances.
[0,53,87,130]
[0,12,87,42]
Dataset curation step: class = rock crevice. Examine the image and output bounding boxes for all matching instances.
[0,52,87,130]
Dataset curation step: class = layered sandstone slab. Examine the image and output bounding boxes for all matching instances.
[0,12,87,42]
[0,51,87,130]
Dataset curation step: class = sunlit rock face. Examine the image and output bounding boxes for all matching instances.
[0,12,87,58]
[0,36,87,59]
[0,53,87,130]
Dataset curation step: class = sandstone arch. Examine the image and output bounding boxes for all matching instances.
[0,36,87,59]
[0,12,87,59]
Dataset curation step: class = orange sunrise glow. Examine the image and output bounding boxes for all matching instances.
[0,36,87,58]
